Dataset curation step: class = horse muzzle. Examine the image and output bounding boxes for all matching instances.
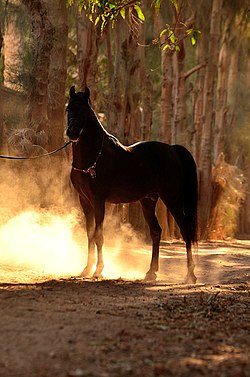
[66,128,83,143]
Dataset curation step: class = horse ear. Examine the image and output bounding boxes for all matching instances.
[69,86,76,98]
[84,87,90,100]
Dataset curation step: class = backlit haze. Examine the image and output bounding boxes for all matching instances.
[0,159,150,283]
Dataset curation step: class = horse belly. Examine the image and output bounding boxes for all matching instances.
[105,175,157,204]
[106,192,144,204]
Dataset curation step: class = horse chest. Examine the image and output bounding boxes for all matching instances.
[71,170,93,197]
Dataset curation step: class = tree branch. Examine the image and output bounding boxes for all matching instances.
[184,61,207,80]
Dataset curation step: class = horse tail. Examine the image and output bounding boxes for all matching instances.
[173,145,198,244]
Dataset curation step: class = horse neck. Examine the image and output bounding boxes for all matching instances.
[72,109,106,169]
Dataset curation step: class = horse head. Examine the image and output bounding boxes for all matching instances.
[66,86,91,142]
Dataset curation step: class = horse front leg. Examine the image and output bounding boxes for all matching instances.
[79,196,95,277]
[141,198,162,281]
[92,199,105,278]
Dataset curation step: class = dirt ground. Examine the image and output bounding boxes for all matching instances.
[0,240,249,377]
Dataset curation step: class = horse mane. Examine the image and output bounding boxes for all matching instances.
[90,106,127,150]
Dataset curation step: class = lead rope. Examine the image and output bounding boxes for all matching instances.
[0,141,71,160]
[72,135,105,179]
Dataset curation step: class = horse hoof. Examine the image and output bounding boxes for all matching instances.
[79,267,92,278]
[144,271,157,282]
[184,273,197,284]
[92,273,103,279]
[92,269,103,279]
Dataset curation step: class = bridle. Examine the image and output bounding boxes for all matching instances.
[71,135,105,179]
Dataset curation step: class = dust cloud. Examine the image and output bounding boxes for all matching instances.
[0,161,150,282]
[1,159,235,285]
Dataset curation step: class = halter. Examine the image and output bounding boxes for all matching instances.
[72,135,105,179]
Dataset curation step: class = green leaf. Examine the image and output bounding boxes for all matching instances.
[191,36,196,46]
[186,28,193,36]
[191,30,201,46]
[134,5,145,21]
[154,0,162,13]
[175,44,180,53]
[101,19,106,32]
[160,29,167,38]
[170,0,178,12]
[94,16,100,25]
[120,7,126,19]
[169,32,176,44]
[163,43,170,51]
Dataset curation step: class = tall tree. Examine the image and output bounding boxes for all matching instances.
[74,4,101,98]
[214,4,237,160]
[47,0,68,150]
[139,0,153,141]
[192,33,208,163]
[105,18,124,138]
[3,0,23,91]
[21,0,53,142]
[154,6,173,145]
[0,25,3,151]
[172,3,187,145]
[199,0,223,238]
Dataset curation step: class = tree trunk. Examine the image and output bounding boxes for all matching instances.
[22,0,53,140]
[120,32,141,144]
[0,27,3,151]
[235,57,250,236]
[139,0,152,141]
[214,12,234,160]
[0,27,2,58]
[199,0,223,239]
[3,0,23,91]
[47,0,68,150]
[226,37,239,162]
[172,6,187,146]
[105,19,124,138]
[140,74,153,141]
[75,6,101,100]
[154,11,173,145]
[160,51,174,144]
[192,40,207,162]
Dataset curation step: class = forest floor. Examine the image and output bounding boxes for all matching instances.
[0,240,249,377]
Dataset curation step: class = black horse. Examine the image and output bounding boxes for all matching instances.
[66,86,198,283]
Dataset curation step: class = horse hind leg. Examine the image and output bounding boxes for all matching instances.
[140,197,162,281]
[184,240,196,284]
[179,223,197,284]
[160,197,197,284]
[175,215,197,283]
